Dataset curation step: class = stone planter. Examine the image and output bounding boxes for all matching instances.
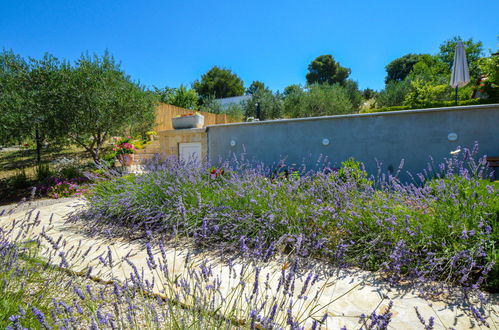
[172,114,204,129]
[117,153,134,166]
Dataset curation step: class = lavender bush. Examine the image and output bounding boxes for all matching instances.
[0,214,359,329]
[85,145,498,292]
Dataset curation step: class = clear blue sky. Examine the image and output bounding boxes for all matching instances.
[1,0,498,92]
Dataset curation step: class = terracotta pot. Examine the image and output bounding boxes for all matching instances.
[118,153,134,166]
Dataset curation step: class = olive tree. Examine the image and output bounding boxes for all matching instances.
[63,52,156,163]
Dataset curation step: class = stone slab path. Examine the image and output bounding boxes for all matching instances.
[1,198,498,329]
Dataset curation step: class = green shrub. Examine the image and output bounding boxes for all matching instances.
[35,164,52,182]
[8,169,30,189]
[366,98,490,113]
[337,158,372,187]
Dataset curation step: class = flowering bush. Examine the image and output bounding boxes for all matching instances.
[86,144,498,293]
[112,136,137,155]
[34,176,89,199]
[208,166,225,179]
[46,178,88,199]
[176,111,201,118]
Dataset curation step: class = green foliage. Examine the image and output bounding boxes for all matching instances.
[153,84,199,109]
[88,160,498,290]
[343,79,363,110]
[403,79,451,108]
[337,158,372,187]
[34,163,52,182]
[245,80,266,95]
[0,50,156,164]
[65,51,156,163]
[198,95,224,114]
[306,55,351,85]
[0,50,71,160]
[0,50,28,146]
[362,88,377,100]
[243,86,284,120]
[385,53,426,83]
[0,245,54,329]
[365,98,489,113]
[478,53,499,102]
[376,80,410,107]
[438,36,484,80]
[283,83,353,118]
[8,169,30,189]
[283,84,302,96]
[192,66,245,99]
[406,54,449,84]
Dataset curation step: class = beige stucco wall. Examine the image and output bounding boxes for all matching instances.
[158,128,208,160]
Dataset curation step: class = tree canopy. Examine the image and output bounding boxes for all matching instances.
[153,84,199,109]
[0,50,156,163]
[438,36,483,79]
[306,55,351,85]
[246,80,266,95]
[192,66,245,99]
[384,54,425,83]
[65,51,156,163]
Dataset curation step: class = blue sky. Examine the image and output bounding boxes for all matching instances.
[1,0,498,92]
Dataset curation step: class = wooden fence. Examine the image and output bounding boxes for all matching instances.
[154,103,239,131]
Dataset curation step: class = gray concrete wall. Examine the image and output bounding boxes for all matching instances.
[207,104,499,179]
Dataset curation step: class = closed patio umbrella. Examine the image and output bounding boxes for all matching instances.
[449,41,470,105]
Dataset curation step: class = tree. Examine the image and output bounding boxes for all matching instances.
[192,66,245,99]
[244,88,283,120]
[362,88,377,100]
[0,50,28,146]
[283,84,303,96]
[406,54,448,84]
[246,80,266,95]
[376,80,410,108]
[283,84,353,118]
[343,80,363,111]
[306,55,351,85]
[64,51,156,164]
[384,54,425,83]
[438,36,484,79]
[0,51,68,162]
[154,84,199,109]
[478,52,499,102]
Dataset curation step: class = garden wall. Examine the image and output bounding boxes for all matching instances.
[207,104,499,179]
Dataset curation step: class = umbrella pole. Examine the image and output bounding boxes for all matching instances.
[455,87,458,105]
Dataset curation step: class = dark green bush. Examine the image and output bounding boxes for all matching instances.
[8,169,30,189]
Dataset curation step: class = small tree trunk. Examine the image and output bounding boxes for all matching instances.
[35,128,42,164]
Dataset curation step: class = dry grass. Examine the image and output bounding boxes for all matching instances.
[0,146,92,180]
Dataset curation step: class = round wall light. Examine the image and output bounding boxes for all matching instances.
[230,140,236,147]
[447,133,458,142]
[322,138,330,146]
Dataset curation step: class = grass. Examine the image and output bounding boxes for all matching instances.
[0,145,95,205]
[0,145,91,180]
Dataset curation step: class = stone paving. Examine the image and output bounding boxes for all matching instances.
[1,198,498,329]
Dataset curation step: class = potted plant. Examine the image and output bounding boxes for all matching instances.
[172,112,204,129]
[113,136,137,166]
[146,130,157,142]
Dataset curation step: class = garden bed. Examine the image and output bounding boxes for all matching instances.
[84,147,499,293]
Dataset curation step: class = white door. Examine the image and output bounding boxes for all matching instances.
[179,142,202,164]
